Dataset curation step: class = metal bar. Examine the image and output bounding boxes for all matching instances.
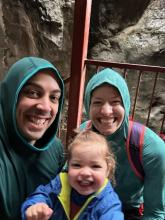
[66,0,92,142]
[132,70,142,119]
[160,113,165,134]
[85,59,165,73]
[123,68,127,79]
[96,65,100,73]
[146,72,158,126]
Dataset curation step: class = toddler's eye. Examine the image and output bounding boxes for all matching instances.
[92,165,102,169]
[70,163,81,168]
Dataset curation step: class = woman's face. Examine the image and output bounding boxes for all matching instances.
[89,84,125,135]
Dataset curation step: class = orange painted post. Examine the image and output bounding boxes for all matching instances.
[66,0,92,142]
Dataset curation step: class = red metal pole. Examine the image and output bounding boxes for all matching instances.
[66,0,92,142]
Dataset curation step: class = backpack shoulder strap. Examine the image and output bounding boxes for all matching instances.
[126,120,146,180]
[85,120,92,129]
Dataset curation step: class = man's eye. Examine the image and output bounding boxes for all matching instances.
[50,95,60,103]
[23,89,39,98]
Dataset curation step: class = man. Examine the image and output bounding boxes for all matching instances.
[0,57,65,220]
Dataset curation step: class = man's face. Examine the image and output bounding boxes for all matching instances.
[16,70,61,145]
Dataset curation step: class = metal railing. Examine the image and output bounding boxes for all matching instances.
[59,0,165,143]
[60,59,165,144]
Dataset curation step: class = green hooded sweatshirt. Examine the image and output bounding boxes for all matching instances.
[81,68,165,220]
[0,57,65,220]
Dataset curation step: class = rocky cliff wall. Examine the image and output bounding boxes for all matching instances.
[0,0,164,80]
[0,0,74,79]
[89,0,165,66]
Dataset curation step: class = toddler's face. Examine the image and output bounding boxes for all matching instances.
[68,142,109,195]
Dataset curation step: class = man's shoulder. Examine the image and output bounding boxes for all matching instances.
[49,136,64,151]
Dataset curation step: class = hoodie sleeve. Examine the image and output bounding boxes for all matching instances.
[95,188,124,220]
[142,127,165,220]
[99,204,124,220]
[21,175,61,220]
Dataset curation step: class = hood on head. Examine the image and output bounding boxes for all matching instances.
[1,56,64,151]
[84,68,130,136]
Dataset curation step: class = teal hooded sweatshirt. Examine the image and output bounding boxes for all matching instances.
[0,57,65,220]
[81,68,165,220]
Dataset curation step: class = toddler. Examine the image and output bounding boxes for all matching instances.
[21,130,124,220]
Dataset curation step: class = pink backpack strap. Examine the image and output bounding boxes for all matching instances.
[126,120,145,180]
[86,120,92,129]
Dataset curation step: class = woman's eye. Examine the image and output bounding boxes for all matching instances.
[112,100,121,106]
[91,100,102,105]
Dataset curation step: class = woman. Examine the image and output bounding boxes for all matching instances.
[80,68,165,220]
